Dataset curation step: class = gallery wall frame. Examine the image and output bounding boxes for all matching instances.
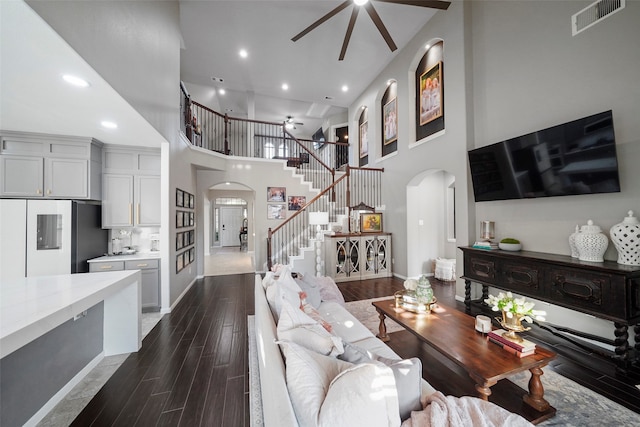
[267,186,286,202]
[419,61,443,126]
[288,196,306,211]
[359,121,369,158]
[268,204,286,220]
[383,97,397,145]
[176,188,195,273]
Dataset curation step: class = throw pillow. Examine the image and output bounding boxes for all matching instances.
[279,341,400,427]
[295,274,322,308]
[301,302,333,333]
[277,300,344,356]
[304,275,345,305]
[338,342,423,421]
[262,271,276,289]
[273,266,303,316]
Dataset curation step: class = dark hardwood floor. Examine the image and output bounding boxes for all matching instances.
[70,274,640,426]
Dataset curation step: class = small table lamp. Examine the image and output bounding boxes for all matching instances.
[309,211,329,276]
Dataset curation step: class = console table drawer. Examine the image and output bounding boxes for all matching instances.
[500,261,541,296]
[548,268,615,316]
[464,254,496,283]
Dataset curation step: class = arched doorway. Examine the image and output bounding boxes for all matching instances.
[205,182,255,252]
[406,169,456,277]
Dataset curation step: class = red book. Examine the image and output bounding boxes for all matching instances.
[488,329,536,352]
[489,337,535,357]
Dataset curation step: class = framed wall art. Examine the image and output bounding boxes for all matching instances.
[359,121,369,158]
[383,97,397,145]
[176,188,184,207]
[267,204,286,220]
[419,61,443,126]
[288,196,306,211]
[267,187,286,202]
[360,212,383,233]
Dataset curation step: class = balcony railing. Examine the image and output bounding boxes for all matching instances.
[181,83,383,268]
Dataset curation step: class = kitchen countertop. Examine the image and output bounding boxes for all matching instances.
[87,252,161,263]
[0,270,141,358]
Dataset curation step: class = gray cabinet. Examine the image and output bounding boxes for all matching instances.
[325,233,391,282]
[101,146,160,228]
[0,131,102,199]
[89,257,160,311]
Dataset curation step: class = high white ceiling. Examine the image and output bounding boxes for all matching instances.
[180,0,439,138]
[1,0,441,145]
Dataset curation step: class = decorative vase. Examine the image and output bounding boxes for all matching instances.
[416,275,433,304]
[575,220,608,262]
[500,311,528,342]
[568,224,580,258]
[610,210,640,266]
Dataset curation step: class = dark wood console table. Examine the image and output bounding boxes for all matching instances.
[459,246,640,369]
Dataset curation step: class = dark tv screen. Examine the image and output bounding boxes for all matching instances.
[468,110,621,202]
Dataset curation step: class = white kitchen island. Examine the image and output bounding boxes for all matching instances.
[0,270,141,427]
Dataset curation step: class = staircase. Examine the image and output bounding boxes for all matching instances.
[181,83,384,271]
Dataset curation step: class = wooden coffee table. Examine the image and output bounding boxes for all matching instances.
[373,298,556,424]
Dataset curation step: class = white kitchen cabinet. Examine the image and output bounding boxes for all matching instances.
[0,131,102,199]
[89,257,160,311]
[325,233,391,282]
[101,146,160,228]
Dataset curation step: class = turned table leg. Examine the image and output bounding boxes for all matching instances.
[376,309,390,342]
[524,366,551,412]
[464,279,471,313]
[475,382,492,401]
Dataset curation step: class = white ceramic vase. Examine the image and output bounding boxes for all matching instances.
[575,220,608,262]
[568,225,580,258]
[610,211,640,266]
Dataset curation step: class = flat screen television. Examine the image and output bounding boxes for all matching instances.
[468,110,621,202]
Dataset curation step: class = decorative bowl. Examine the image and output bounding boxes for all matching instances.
[499,242,522,251]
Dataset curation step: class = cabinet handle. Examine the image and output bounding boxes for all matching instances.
[36,189,42,195]
[129,203,133,225]
[100,265,113,270]
[136,263,148,267]
[137,203,140,224]
[47,189,51,195]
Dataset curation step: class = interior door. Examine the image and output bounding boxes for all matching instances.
[220,206,243,247]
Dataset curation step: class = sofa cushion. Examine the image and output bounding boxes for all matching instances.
[267,267,304,320]
[339,342,423,421]
[301,275,345,305]
[279,341,400,427]
[277,300,344,357]
[317,301,374,343]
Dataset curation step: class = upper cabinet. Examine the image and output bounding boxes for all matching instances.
[101,146,161,228]
[0,131,102,199]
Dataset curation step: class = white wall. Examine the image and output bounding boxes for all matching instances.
[348,1,471,282]
[468,1,640,338]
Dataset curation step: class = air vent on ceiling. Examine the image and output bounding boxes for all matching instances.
[572,0,625,36]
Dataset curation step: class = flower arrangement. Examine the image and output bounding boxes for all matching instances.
[484,292,546,323]
[403,278,418,292]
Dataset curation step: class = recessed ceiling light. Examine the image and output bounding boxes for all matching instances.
[63,74,90,88]
[354,0,368,6]
[219,88,226,95]
[425,44,431,50]
[341,85,349,92]
[387,79,395,86]
[239,49,248,58]
[282,83,289,91]
[101,120,118,129]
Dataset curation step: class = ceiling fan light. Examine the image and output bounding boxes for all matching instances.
[354,0,368,6]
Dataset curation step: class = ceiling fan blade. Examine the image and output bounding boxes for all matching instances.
[292,0,352,42]
[364,2,397,52]
[339,6,360,61]
[374,0,451,11]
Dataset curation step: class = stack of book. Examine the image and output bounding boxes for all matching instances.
[488,329,536,357]
[472,240,499,250]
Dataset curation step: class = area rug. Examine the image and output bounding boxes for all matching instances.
[345,297,640,427]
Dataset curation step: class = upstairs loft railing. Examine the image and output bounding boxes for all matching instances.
[180,83,383,268]
[180,83,349,191]
[267,165,384,270]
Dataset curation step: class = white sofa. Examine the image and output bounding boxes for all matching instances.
[250,272,437,427]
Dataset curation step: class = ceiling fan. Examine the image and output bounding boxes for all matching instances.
[285,116,304,130]
[292,0,451,61]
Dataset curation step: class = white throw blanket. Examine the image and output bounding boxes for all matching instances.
[401,391,534,427]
